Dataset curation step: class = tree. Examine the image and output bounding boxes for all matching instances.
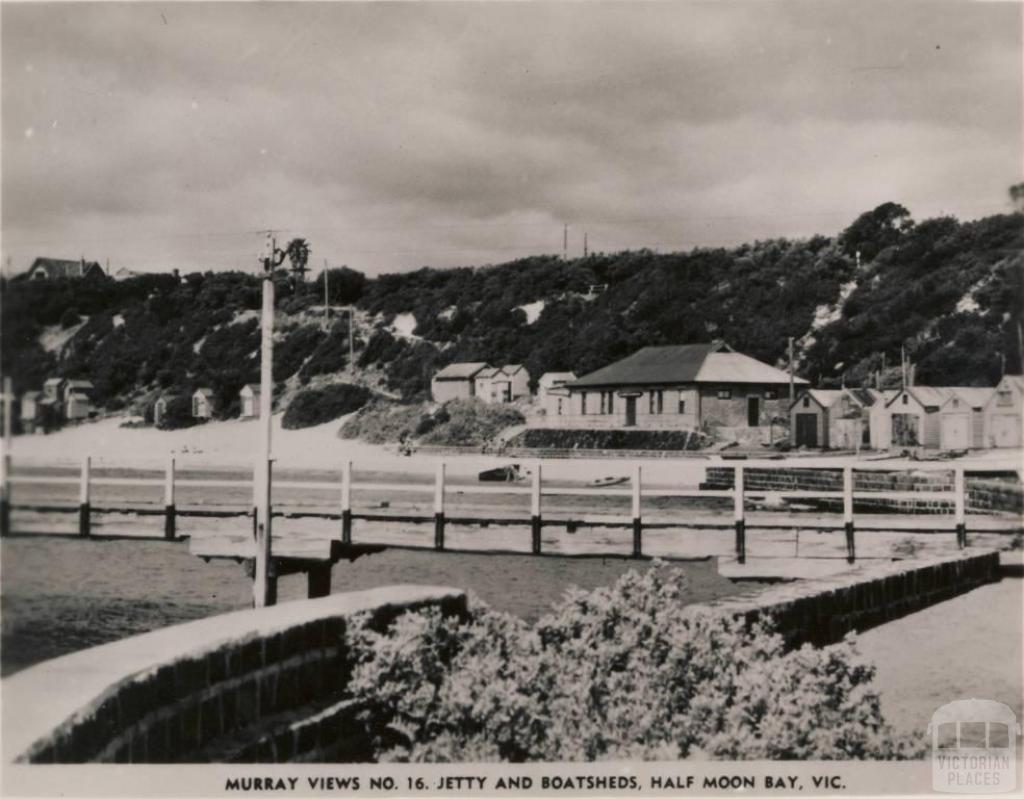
[285,238,311,283]
[1010,183,1024,212]
[838,202,914,261]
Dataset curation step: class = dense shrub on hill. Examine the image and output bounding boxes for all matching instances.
[417,400,525,447]
[274,326,324,382]
[347,565,920,761]
[281,383,372,429]
[339,401,426,444]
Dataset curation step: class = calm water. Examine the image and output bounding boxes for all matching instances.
[0,536,747,676]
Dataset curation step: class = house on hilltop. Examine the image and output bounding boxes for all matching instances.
[558,342,806,431]
[23,257,106,281]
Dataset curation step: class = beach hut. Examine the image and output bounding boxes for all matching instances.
[500,365,531,400]
[192,387,215,419]
[20,391,40,433]
[239,384,261,418]
[153,396,170,427]
[539,372,576,417]
[983,375,1023,448]
[65,391,93,421]
[790,389,843,449]
[431,362,491,403]
[937,388,992,450]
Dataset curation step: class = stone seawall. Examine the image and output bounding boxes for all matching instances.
[2,586,467,765]
[694,550,1001,649]
[701,467,1023,515]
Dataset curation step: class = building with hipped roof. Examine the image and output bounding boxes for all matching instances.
[557,341,806,431]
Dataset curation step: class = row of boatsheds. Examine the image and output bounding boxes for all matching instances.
[790,377,1024,451]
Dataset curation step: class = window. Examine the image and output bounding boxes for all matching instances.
[678,398,686,414]
[902,394,909,405]
[600,391,615,414]
[764,389,777,399]
[717,389,732,400]
[997,390,1013,407]
[802,396,810,408]
[649,390,664,414]
[557,398,564,416]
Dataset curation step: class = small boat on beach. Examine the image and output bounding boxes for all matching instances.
[478,464,526,482]
[588,475,629,488]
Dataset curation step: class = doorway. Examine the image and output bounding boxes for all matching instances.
[625,397,637,427]
[747,396,760,427]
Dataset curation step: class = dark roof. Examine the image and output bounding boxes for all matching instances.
[26,258,104,280]
[434,362,491,380]
[571,344,718,387]
[570,343,805,388]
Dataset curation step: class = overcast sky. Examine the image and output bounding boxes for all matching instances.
[2,1,1020,277]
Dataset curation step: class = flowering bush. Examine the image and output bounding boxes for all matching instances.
[346,564,922,762]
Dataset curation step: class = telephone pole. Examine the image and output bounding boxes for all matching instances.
[323,259,330,328]
[254,231,285,608]
[563,224,568,261]
[583,231,588,258]
[788,337,795,405]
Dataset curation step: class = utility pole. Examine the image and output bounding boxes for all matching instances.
[348,307,355,375]
[254,232,284,608]
[1017,321,1023,373]
[901,344,908,390]
[788,337,795,405]
[563,224,568,261]
[323,259,330,328]
[583,231,588,258]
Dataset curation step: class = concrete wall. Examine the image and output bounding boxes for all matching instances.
[692,551,1000,649]
[3,586,467,764]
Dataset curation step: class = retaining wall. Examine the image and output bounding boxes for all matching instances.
[694,550,1001,649]
[700,466,1023,515]
[2,586,467,765]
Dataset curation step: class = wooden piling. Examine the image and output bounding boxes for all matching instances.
[530,461,542,555]
[954,467,966,548]
[734,464,745,564]
[631,463,642,558]
[307,564,332,598]
[164,456,176,540]
[434,461,445,550]
[341,460,352,544]
[79,456,91,538]
[843,465,855,562]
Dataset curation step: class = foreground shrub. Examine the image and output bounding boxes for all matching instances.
[281,383,371,429]
[346,565,921,762]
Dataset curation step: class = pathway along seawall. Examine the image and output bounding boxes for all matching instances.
[1,551,1000,764]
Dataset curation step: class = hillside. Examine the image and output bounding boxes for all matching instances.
[2,204,1021,420]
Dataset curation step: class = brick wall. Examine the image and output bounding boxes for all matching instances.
[2,586,467,765]
[700,466,1023,515]
[691,550,1000,649]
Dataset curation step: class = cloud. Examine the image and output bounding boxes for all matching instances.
[2,1,1020,276]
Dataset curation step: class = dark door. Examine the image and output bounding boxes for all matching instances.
[795,414,818,447]
[625,397,637,427]
[747,396,760,427]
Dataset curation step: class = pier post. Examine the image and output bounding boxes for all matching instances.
[341,460,352,544]
[164,456,176,540]
[531,461,542,554]
[954,467,966,548]
[734,464,745,564]
[0,451,10,538]
[434,461,445,550]
[843,465,855,562]
[0,377,10,538]
[631,463,642,558]
[79,455,91,538]
[307,564,332,599]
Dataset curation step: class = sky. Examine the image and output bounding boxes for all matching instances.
[2,1,1021,278]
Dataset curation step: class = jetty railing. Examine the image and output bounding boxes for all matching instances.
[2,456,1020,565]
